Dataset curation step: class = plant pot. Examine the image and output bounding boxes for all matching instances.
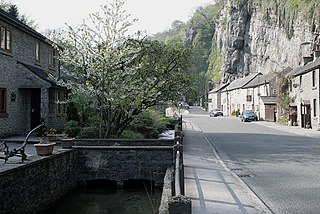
[34,143,56,156]
[61,138,75,149]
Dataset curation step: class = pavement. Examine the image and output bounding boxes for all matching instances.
[183,112,320,214]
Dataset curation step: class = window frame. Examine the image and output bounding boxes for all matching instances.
[48,49,56,68]
[0,88,7,113]
[0,25,12,52]
[312,70,316,87]
[35,42,40,62]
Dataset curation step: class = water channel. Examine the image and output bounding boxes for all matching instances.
[43,180,162,214]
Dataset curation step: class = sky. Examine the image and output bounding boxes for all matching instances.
[7,0,214,35]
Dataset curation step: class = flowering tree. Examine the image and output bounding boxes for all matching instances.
[58,0,191,138]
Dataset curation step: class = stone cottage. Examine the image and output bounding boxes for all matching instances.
[286,57,320,129]
[220,73,260,116]
[0,8,68,136]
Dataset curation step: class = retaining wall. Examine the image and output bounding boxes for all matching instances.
[0,150,77,214]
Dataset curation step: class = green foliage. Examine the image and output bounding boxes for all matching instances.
[127,109,168,139]
[66,102,80,122]
[231,109,240,117]
[78,126,100,139]
[0,1,38,29]
[244,0,320,38]
[64,120,81,138]
[56,0,191,138]
[206,32,222,84]
[120,130,144,139]
[277,116,288,125]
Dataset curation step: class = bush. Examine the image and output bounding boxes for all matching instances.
[277,116,288,125]
[78,126,99,139]
[64,120,81,137]
[120,130,144,139]
[128,109,168,139]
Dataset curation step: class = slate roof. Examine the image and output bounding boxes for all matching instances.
[18,61,66,89]
[243,67,292,88]
[285,57,320,77]
[208,83,230,94]
[224,73,261,91]
[0,8,62,49]
[243,73,276,88]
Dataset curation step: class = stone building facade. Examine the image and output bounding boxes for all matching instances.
[0,9,67,136]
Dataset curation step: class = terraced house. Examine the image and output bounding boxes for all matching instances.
[0,8,68,136]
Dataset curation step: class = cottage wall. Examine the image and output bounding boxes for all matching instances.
[291,70,320,129]
[0,13,66,136]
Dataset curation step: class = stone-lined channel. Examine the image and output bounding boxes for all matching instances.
[43,180,162,214]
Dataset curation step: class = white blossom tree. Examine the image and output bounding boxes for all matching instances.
[58,0,191,138]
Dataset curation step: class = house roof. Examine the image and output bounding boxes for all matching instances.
[285,57,320,77]
[243,67,292,88]
[18,61,66,90]
[0,8,61,49]
[224,73,260,91]
[243,72,276,88]
[208,83,230,94]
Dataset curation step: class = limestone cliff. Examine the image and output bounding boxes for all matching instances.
[215,0,319,83]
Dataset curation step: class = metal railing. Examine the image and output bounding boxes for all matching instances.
[169,115,191,213]
[173,116,184,196]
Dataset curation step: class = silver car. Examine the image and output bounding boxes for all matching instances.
[209,108,223,117]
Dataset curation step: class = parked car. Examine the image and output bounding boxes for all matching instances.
[240,110,258,122]
[179,101,190,109]
[209,108,223,117]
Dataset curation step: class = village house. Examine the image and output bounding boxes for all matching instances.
[241,72,277,121]
[286,56,320,129]
[0,9,68,136]
[207,83,229,111]
[220,73,260,116]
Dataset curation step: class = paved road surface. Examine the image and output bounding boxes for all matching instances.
[184,107,320,214]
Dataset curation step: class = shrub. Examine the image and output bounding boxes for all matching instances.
[277,116,288,126]
[78,126,99,139]
[64,120,81,137]
[120,130,144,139]
[128,109,168,139]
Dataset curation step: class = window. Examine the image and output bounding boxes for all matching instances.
[0,88,7,113]
[35,42,40,62]
[312,70,316,87]
[299,76,303,89]
[48,49,55,68]
[56,91,67,114]
[314,99,317,117]
[0,26,11,52]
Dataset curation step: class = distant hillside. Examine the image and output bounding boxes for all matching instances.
[151,0,320,89]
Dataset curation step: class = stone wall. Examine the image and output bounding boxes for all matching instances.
[0,139,175,213]
[75,142,173,187]
[0,151,78,214]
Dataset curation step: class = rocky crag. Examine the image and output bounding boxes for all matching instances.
[215,0,320,83]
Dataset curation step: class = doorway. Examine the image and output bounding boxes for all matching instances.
[31,89,41,129]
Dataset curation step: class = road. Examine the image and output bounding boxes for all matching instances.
[184,107,320,214]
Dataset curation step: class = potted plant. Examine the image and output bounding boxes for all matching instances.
[34,127,56,156]
[60,137,75,149]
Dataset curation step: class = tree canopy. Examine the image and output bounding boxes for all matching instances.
[56,0,191,138]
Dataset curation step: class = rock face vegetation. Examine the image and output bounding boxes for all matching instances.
[155,0,320,101]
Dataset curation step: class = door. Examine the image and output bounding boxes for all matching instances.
[31,89,41,129]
